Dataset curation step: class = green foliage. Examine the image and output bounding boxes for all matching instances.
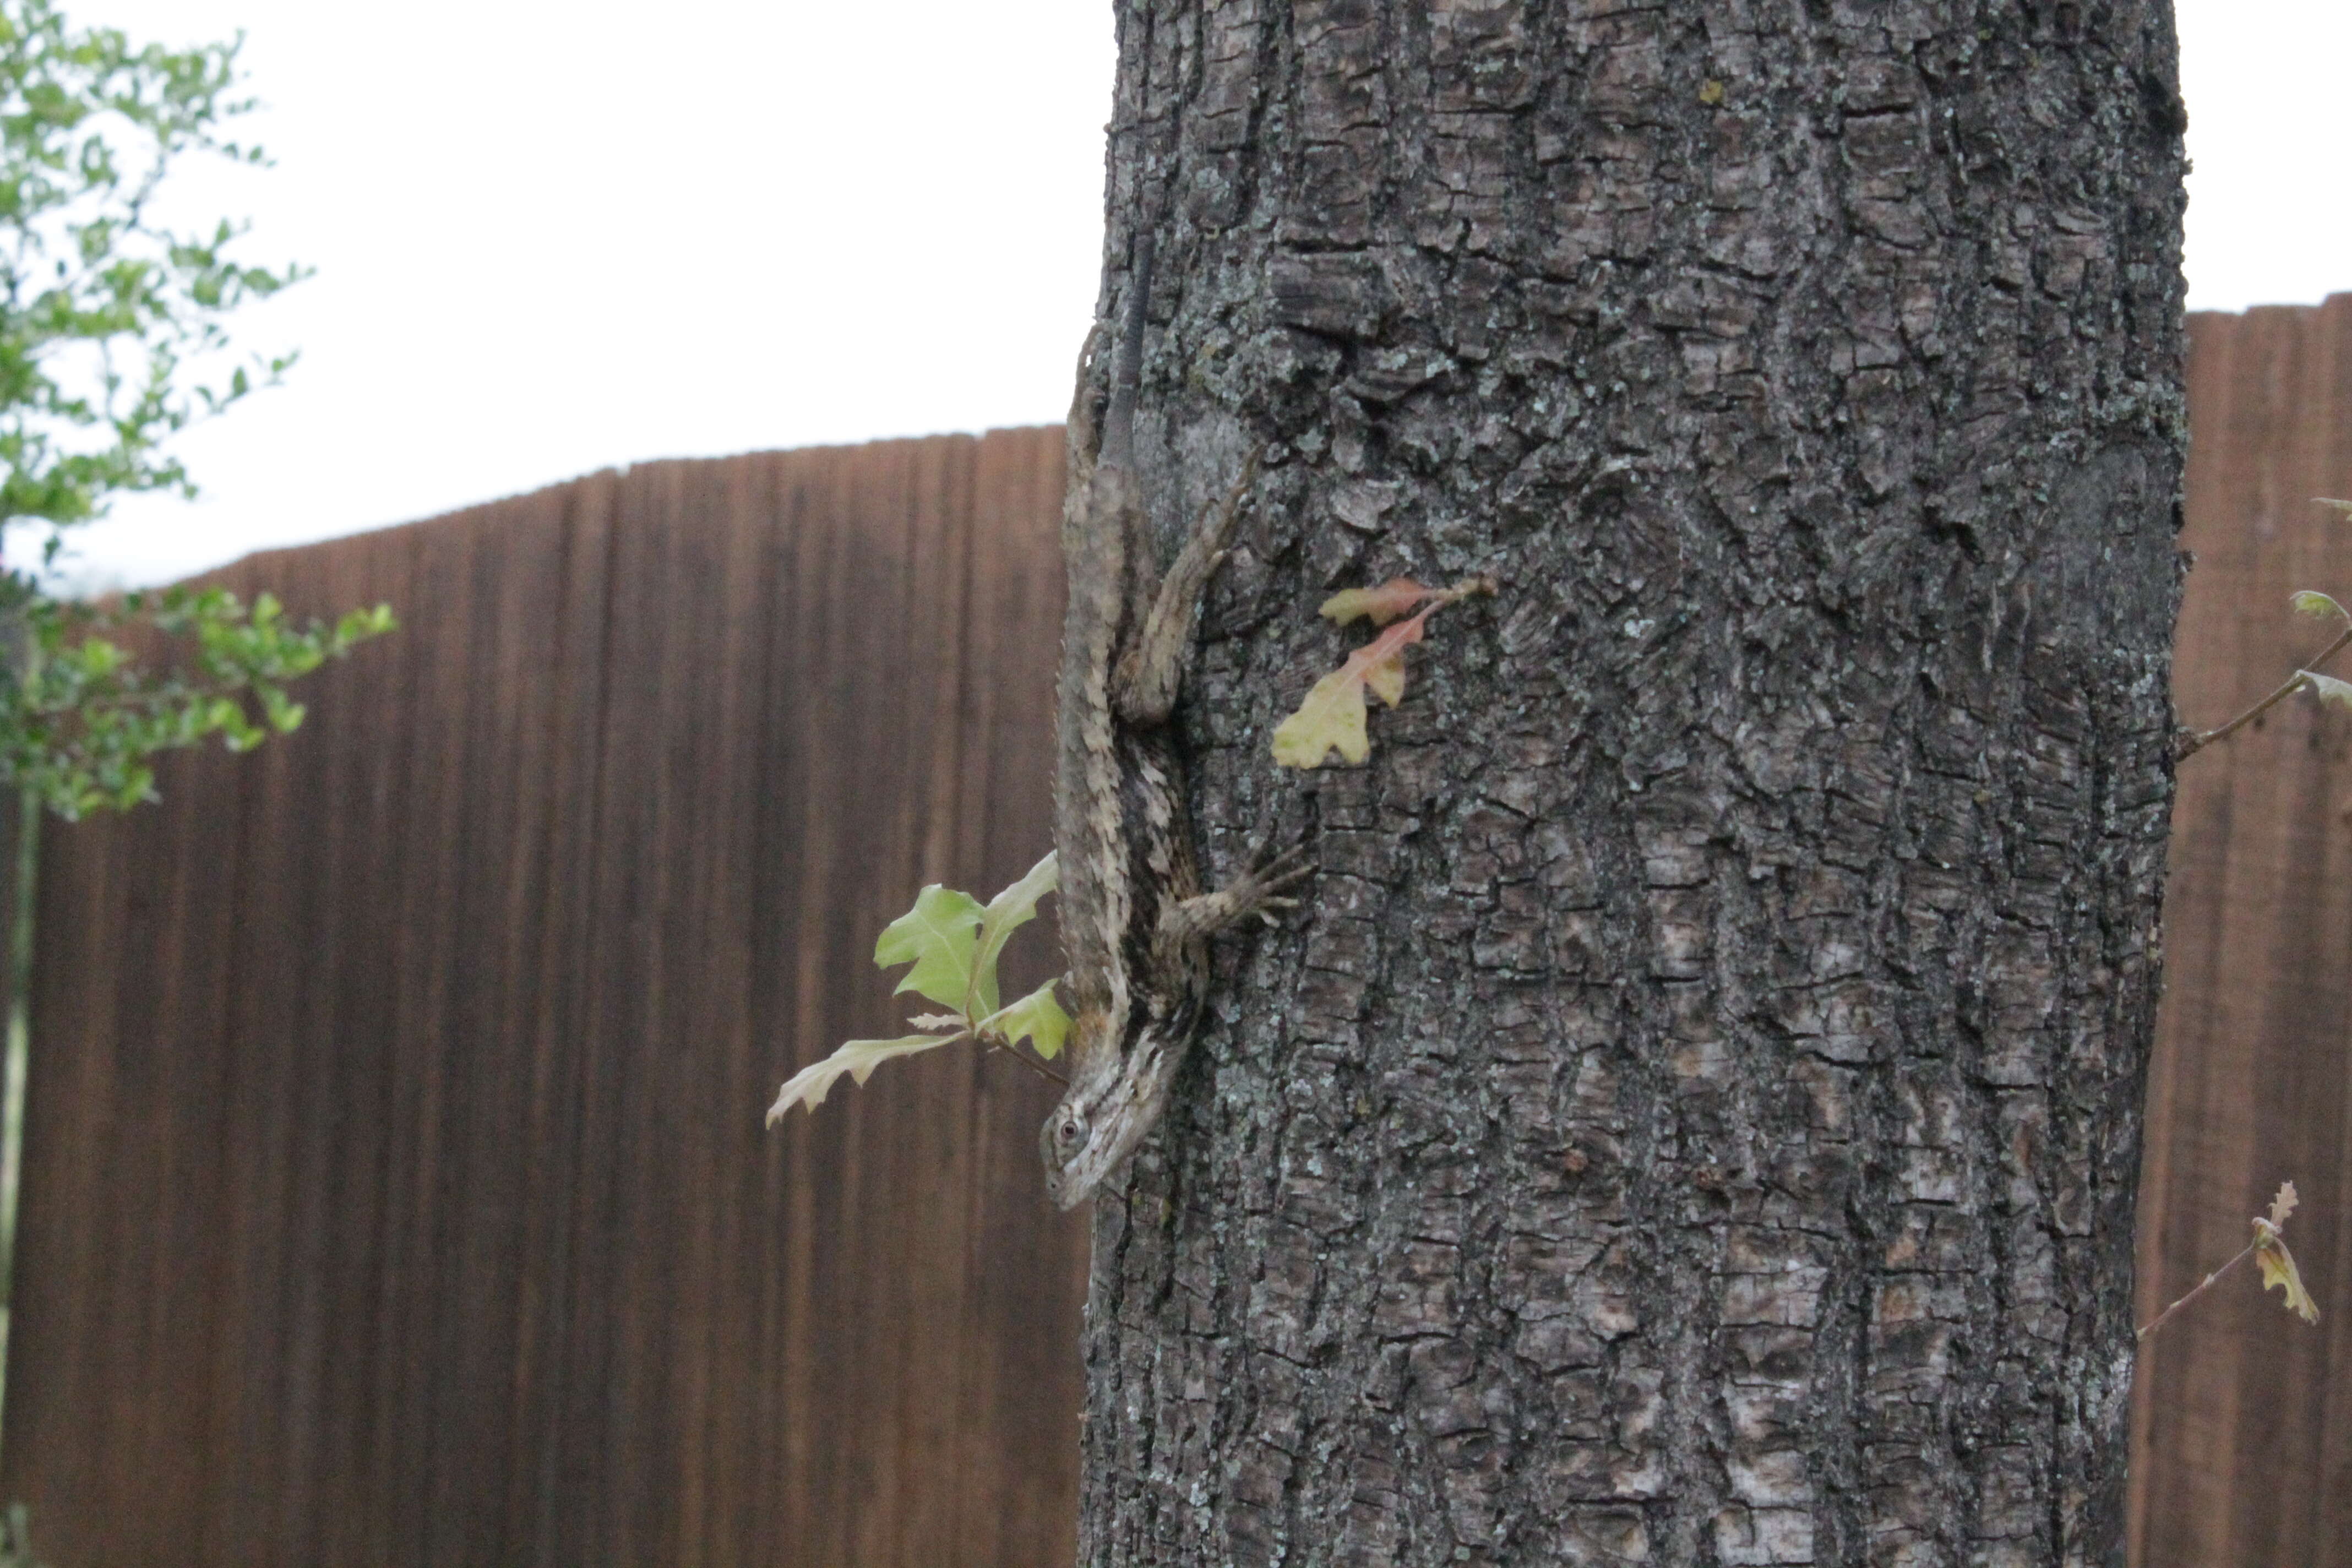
[875,884,985,1016]
[0,0,392,820]
[0,0,302,543]
[2291,589,2349,624]
[976,978,1072,1061]
[767,853,1069,1124]
[1,581,394,818]
[970,850,1059,1023]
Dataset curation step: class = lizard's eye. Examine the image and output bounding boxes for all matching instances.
[1057,1115,1086,1151]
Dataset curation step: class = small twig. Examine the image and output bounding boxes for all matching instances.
[2177,622,2352,760]
[985,1040,1067,1086]
[2137,1238,2258,1341]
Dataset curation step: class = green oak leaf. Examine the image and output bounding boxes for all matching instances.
[874,884,984,1014]
[977,978,1073,1061]
[970,851,1058,1018]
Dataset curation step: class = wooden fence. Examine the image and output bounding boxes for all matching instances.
[0,300,2347,1567]
[0,430,1090,1568]
[2130,296,2352,1568]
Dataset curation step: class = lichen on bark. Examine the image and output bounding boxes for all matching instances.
[1079,2,2186,1564]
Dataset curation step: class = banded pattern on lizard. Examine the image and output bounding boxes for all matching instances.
[1041,232,1307,1210]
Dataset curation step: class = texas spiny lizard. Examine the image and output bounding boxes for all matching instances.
[1040,231,1308,1210]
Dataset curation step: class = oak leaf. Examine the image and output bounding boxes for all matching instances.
[2302,671,2352,710]
[770,858,1068,1125]
[766,1033,965,1124]
[2293,590,2350,624]
[2252,1183,2320,1325]
[1320,577,1444,627]
[1275,575,1493,769]
[969,851,1057,1019]
[1272,613,1428,768]
[2255,1224,2321,1324]
[874,884,983,1013]
[976,978,1073,1061]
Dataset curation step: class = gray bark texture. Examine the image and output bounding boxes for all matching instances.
[1079,1,2186,1565]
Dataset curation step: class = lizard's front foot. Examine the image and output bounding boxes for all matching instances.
[1163,840,1315,943]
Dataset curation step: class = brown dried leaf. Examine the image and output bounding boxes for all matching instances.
[2269,1180,2301,1228]
[1320,577,1438,627]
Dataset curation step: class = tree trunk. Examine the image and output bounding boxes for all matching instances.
[1080,2,2185,1565]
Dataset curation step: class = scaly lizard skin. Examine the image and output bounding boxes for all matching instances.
[1041,232,1306,1210]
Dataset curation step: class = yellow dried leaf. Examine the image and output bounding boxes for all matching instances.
[1362,643,1409,707]
[2255,1226,2321,1325]
[1272,665,1374,767]
[1273,614,1429,769]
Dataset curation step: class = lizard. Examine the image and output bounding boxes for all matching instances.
[1041,227,1309,1211]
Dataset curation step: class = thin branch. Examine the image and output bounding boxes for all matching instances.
[2178,622,2352,760]
[985,1041,1067,1087]
[2137,1238,2258,1341]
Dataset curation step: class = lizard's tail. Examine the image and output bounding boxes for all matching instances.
[1098,226,1153,472]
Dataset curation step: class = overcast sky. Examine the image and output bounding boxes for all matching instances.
[42,0,2352,590]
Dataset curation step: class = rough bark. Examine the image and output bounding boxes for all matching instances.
[1078,2,2186,1565]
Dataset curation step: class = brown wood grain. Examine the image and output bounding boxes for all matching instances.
[2131,297,2352,1568]
[0,429,1087,1568]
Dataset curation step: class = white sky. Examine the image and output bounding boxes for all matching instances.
[40,0,2352,590]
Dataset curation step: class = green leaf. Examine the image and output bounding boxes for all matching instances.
[975,977,1072,1061]
[2303,671,2352,709]
[765,1032,966,1123]
[258,683,303,732]
[2293,590,2349,624]
[969,850,1057,1019]
[873,884,984,1014]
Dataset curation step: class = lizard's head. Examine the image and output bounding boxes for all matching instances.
[1041,1008,1184,1210]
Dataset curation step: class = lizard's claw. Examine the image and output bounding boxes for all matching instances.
[1249,842,1314,887]
[1237,842,1315,924]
